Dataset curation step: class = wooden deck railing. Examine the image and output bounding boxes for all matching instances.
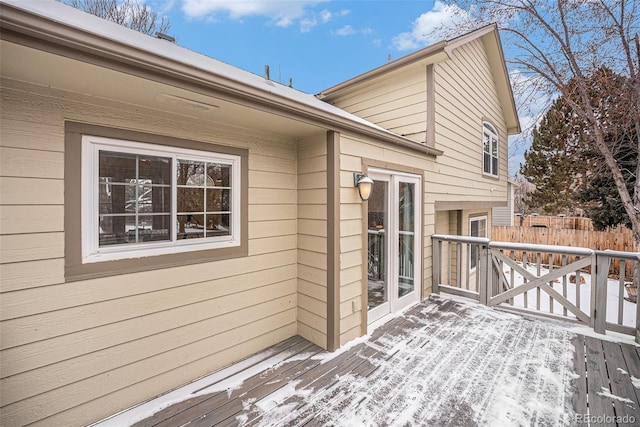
[432,234,640,343]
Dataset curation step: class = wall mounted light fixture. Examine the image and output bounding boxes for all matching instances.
[353,173,374,201]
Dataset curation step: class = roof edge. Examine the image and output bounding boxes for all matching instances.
[0,0,443,156]
[317,41,448,99]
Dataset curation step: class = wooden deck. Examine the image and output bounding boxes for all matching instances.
[99,296,640,426]
[573,335,640,425]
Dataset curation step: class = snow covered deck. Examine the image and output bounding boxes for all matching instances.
[98,296,640,426]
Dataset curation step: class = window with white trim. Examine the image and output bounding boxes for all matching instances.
[469,215,487,270]
[82,136,241,263]
[482,122,499,176]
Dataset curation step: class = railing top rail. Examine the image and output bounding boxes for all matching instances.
[595,249,640,262]
[488,241,594,256]
[432,234,490,245]
[433,234,639,259]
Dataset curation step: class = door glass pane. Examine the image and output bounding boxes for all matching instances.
[470,217,487,270]
[368,180,388,310]
[398,182,415,297]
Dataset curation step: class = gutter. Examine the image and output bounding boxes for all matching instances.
[0,2,443,157]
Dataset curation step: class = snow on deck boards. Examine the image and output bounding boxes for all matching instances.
[120,296,640,426]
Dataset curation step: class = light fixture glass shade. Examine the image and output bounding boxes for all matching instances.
[356,175,374,201]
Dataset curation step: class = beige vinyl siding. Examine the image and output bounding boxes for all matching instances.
[326,69,427,144]
[339,134,435,344]
[0,78,298,426]
[325,38,509,208]
[431,38,508,203]
[492,183,514,226]
[296,137,328,348]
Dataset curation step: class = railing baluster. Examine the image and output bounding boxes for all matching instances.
[575,260,581,312]
[523,251,528,309]
[548,253,554,314]
[458,242,464,290]
[618,260,625,326]
[536,252,541,311]
[562,254,568,317]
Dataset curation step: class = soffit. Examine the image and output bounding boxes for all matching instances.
[1,40,324,139]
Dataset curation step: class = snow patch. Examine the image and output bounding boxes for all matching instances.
[597,387,635,404]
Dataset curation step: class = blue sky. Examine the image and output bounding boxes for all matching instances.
[151,0,531,174]
[156,1,460,93]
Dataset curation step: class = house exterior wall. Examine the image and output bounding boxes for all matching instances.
[296,136,328,348]
[324,69,427,144]
[0,77,299,426]
[323,38,509,211]
[338,133,437,344]
[492,181,515,226]
[430,38,509,205]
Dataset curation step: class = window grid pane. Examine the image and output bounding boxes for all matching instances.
[482,123,499,176]
[99,151,171,246]
[176,159,233,240]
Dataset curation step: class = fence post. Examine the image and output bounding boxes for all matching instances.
[432,238,441,294]
[593,253,610,334]
[478,243,489,305]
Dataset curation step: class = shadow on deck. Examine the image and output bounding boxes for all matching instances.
[98,296,640,426]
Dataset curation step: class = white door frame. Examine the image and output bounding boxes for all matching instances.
[367,168,422,328]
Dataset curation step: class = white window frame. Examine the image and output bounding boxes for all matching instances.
[482,122,499,177]
[469,215,488,271]
[81,135,241,263]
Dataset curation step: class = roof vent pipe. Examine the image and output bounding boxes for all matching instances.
[156,32,175,43]
[264,65,270,80]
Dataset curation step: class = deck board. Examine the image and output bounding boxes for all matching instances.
[585,337,617,425]
[572,335,588,417]
[106,296,640,427]
[601,341,639,422]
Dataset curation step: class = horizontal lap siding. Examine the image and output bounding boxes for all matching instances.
[296,137,328,348]
[339,135,435,345]
[328,71,427,143]
[431,39,508,203]
[0,78,298,426]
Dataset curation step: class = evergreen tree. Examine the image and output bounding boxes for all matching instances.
[520,98,584,214]
[521,68,637,230]
[576,68,638,230]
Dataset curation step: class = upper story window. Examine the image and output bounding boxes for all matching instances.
[482,122,499,177]
[82,135,241,263]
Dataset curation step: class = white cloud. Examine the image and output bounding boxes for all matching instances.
[300,17,318,33]
[333,25,356,36]
[181,0,329,28]
[319,9,332,23]
[392,1,470,50]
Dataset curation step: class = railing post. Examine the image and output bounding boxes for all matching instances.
[478,243,489,305]
[432,238,441,294]
[593,253,610,334]
[635,257,640,345]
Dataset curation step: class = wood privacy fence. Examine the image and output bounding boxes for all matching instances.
[515,215,595,230]
[492,226,636,279]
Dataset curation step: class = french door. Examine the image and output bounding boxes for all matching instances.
[367,169,421,326]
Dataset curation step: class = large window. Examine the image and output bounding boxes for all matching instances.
[82,135,241,263]
[482,122,499,176]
